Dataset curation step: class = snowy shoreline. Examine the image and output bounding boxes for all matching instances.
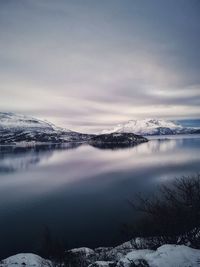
[1,241,200,267]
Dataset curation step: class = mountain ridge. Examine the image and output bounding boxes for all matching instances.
[0,113,149,146]
[1,113,199,145]
[0,112,92,144]
[101,118,200,136]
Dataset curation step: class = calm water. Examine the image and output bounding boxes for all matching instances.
[0,136,200,259]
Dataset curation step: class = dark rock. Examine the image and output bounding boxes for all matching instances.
[89,133,148,150]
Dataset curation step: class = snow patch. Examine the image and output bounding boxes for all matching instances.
[69,247,95,256]
[101,118,192,136]
[0,253,51,267]
[118,245,200,267]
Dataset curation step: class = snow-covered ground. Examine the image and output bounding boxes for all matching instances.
[0,253,51,267]
[118,245,200,267]
[1,244,200,267]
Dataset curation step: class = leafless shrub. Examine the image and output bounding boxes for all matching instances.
[127,174,200,249]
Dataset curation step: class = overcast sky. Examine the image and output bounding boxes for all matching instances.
[0,0,200,133]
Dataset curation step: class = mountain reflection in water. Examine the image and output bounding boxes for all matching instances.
[0,136,200,259]
[0,139,183,173]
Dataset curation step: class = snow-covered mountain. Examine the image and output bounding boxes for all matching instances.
[0,112,68,133]
[0,112,92,145]
[2,113,198,145]
[0,113,150,147]
[102,119,200,136]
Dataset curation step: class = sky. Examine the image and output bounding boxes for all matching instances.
[0,0,200,133]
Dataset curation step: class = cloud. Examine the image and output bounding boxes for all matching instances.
[0,0,199,132]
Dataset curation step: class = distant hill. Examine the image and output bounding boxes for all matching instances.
[0,113,148,147]
[101,119,200,136]
[89,132,148,149]
[0,112,92,145]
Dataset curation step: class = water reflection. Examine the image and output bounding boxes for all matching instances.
[0,138,200,195]
[89,142,143,150]
[0,137,200,259]
[0,143,82,173]
[0,139,200,191]
[0,139,186,173]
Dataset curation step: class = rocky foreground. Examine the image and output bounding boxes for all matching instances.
[1,240,200,267]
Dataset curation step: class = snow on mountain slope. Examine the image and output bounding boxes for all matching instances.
[0,112,91,144]
[102,119,196,136]
[0,112,68,132]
